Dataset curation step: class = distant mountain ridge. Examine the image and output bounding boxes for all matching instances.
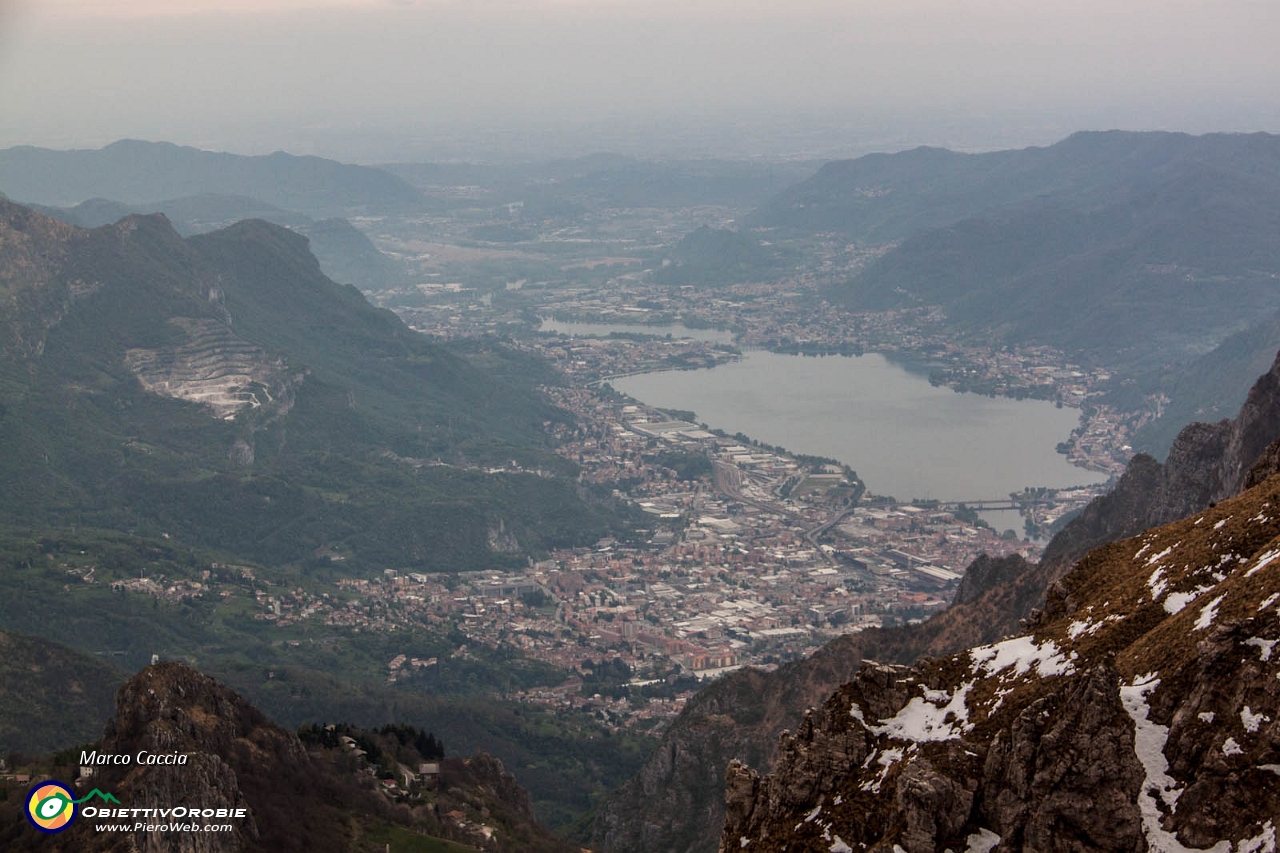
[754,130,1280,446]
[831,160,1280,371]
[750,130,1280,241]
[0,140,425,217]
[383,153,816,212]
[28,194,312,234]
[27,194,410,292]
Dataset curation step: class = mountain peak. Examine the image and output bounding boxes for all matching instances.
[103,661,289,759]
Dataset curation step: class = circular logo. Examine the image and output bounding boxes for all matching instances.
[26,781,77,834]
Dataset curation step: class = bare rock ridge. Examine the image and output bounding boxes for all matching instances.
[721,469,1280,852]
[592,350,1280,853]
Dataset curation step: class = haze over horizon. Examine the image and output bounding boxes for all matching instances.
[3,0,1280,162]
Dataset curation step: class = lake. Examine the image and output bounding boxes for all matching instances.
[612,350,1103,503]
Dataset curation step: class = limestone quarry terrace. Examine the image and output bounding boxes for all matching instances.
[723,469,1280,853]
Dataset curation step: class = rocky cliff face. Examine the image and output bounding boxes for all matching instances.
[721,470,1280,852]
[593,352,1280,853]
[0,200,83,360]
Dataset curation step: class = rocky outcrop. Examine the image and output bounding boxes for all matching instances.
[1245,436,1280,490]
[53,662,329,853]
[953,554,1031,606]
[595,351,1280,853]
[722,473,1280,851]
[978,663,1145,851]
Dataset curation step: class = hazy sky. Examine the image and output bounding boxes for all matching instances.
[3,0,1279,161]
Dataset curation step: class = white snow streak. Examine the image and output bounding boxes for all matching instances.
[1150,567,1170,599]
[1196,594,1228,630]
[1119,674,1203,851]
[861,747,904,793]
[1246,549,1280,579]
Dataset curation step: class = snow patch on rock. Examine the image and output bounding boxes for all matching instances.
[1242,707,1269,733]
[869,682,973,743]
[1244,637,1277,662]
[1196,594,1228,631]
[964,828,1002,853]
[1236,821,1276,853]
[970,636,1076,679]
